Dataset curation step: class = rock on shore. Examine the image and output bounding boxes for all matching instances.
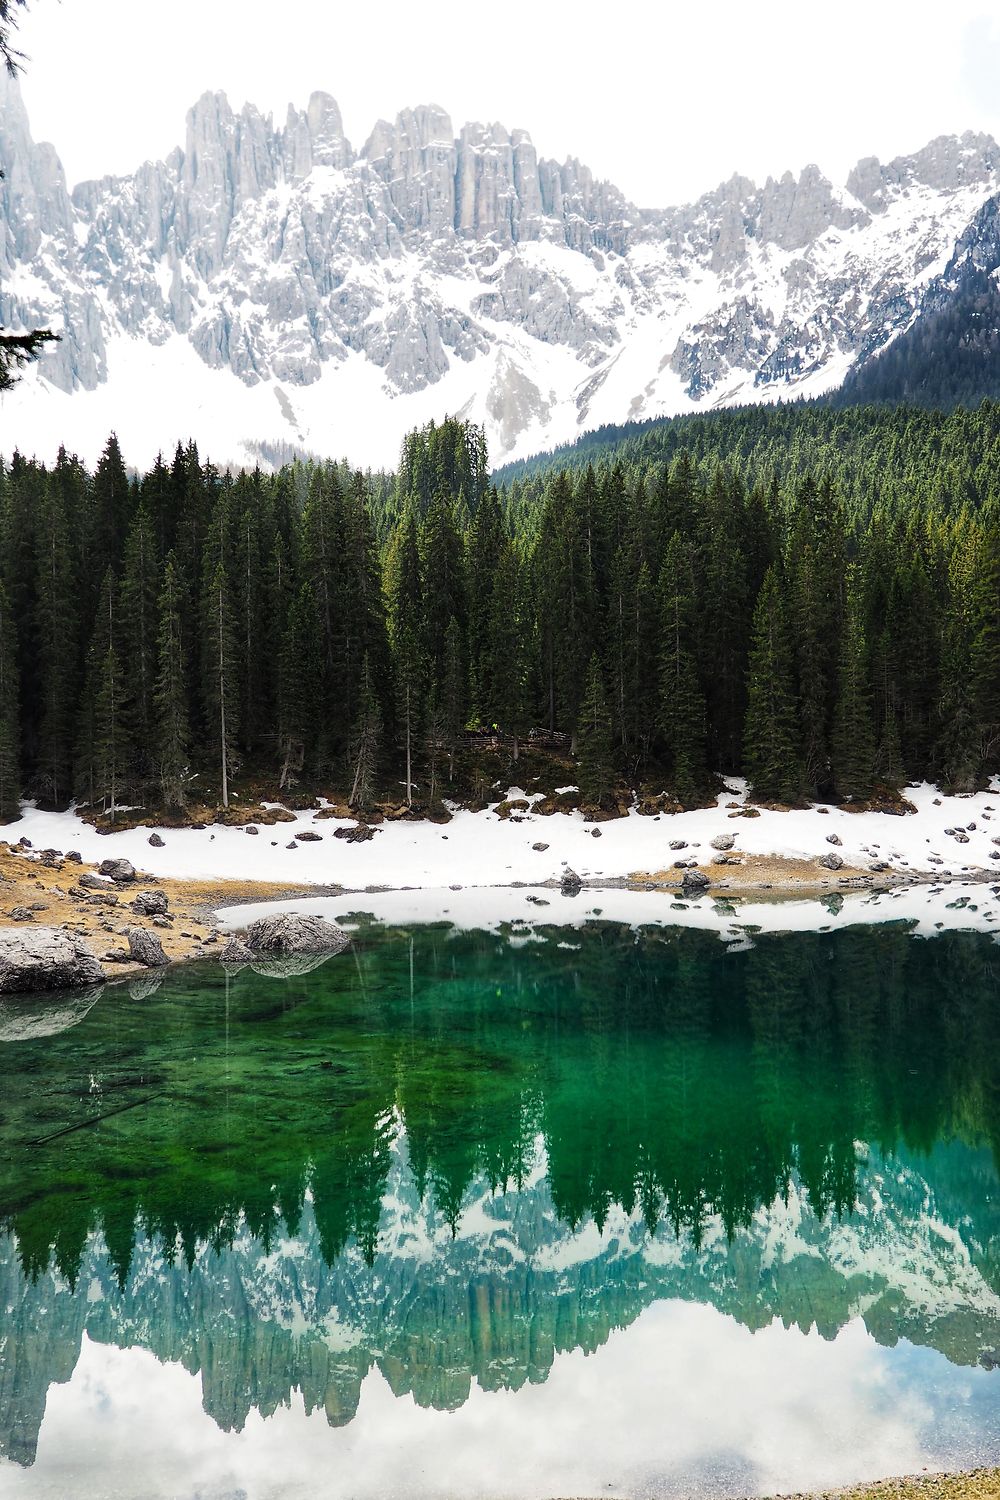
[0,927,105,995]
[243,911,350,956]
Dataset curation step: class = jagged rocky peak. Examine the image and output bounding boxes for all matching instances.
[757,162,861,248]
[846,131,1000,210]
[0,69,74,263]
[362,104,458,236]
[683,162,865,273]
[305,90,352,168]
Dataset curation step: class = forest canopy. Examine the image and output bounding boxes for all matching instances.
[2,402,1000,823]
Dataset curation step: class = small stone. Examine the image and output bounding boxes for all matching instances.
[9,907,34,922]
[591,828,602,838]
[532,842,550,852]
[561,869,583,896]
[297,831,322,842]
[65,850,82,864]
[710,834,736,852]
[287,841,298,850]
[826,834,842,846]
[245,825,259,836]
[669,840,687,851]
[18,838,32,849]
[148,833,165,849]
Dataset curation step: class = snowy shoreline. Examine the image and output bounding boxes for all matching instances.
[7,779,1000,895]
[4,779,1000,949]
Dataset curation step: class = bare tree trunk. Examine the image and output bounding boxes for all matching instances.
[405,685,413,807]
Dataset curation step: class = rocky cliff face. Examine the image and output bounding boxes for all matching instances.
[2,71,999,468]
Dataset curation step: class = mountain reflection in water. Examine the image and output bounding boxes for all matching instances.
[0,916,999,1489]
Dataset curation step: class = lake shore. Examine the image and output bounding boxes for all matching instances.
[763,1470,1000,1499]
[2,778,1000,977]
[4,778,1000,903]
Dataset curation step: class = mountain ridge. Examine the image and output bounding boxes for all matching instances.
[2,70,1000,469]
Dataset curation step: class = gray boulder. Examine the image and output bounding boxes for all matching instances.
[9,907,34,922]
[818,852,844,871]
[79,872,113,890]
[560,868,583,896]
[296,830,323,842]
[99,858,136,884]
[148,832,165,848]
[0,927,105,994]
[826,833,842,846]
[125,927,169,968]
[333,824,376,843]
[132,890,168,916]
[243,911,349,956]
[710,834,736,851]
[218,937,254,973]
[669,839,687,851]
[680,869,711,891]
[532,842,550,852]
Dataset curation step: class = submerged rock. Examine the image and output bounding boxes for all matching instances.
[243,911,349,956]
[218,937,254,973]
[0,927,105,994]
[560,869,583,896]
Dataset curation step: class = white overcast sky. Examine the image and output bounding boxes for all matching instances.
[14,0,1000,207]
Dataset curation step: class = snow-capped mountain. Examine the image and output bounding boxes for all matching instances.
[2,1131,999,1467]
[3,67,1000,470]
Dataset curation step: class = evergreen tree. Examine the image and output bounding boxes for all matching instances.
[744,566,802,803]
[154,555,190,811]
[91,433,132,572]
[658,533,708,803]
[33,476,76,805]
[440,616,467,780]
[577,654,615,807]
[348,654,382,812]
[0,582,19,820]
[386,508,426,807]
[831,573,876,801]
[278,583,320,787]
[77,569,131,817]
[202,562,239,808]
[119,504,159,775]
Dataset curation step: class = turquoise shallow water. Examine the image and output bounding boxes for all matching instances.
[0,916,999,1498]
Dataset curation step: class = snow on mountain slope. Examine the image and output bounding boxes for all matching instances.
[2,68,999,470]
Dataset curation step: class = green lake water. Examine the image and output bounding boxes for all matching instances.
[1,913,1000,1498]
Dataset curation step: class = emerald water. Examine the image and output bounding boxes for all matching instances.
[1,912,1000,1499]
